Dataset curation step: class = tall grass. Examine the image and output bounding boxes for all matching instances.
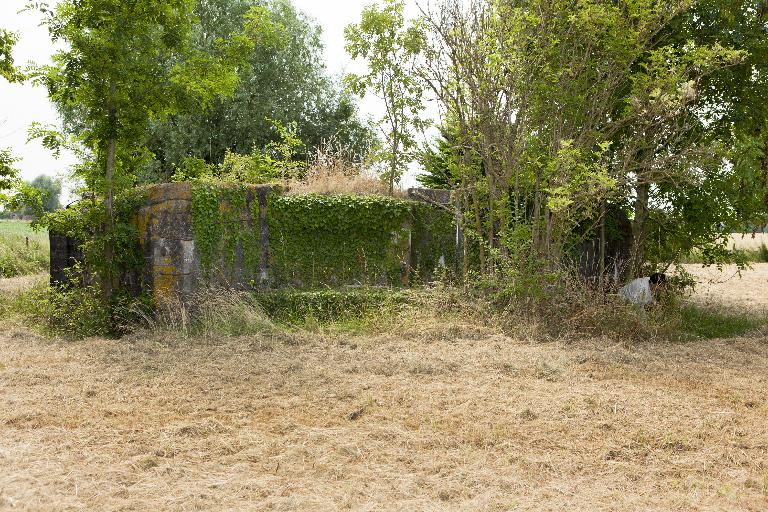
[287,139,396,196]
[0,221,49,278]
[3,265,763,343]
[147,288,275,339]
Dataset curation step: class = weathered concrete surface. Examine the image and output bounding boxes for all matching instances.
[50,233,83,287]
[52,184,462,304]
[136,183,198,300]
[135,183,276,302]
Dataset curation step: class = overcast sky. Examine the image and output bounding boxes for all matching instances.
[0,0,427,195]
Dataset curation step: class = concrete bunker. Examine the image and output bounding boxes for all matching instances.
[51,183,462,302]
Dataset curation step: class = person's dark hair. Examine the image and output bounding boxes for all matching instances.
[650,273,667,285]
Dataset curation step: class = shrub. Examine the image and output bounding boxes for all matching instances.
[5,275,152,339]
[760,243,768,263]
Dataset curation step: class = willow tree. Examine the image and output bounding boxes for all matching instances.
[31,0,277,296]
[145,0,374,179]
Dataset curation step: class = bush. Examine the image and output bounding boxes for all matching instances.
[5,280,152,339]
[760,243,768,263]
[463,266,765,342]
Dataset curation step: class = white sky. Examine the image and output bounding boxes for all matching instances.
[0,0,429,196]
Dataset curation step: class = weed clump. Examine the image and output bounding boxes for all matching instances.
[149,288,274,339]
[4,282,151,339]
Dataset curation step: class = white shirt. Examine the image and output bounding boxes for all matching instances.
[619,277,654,305]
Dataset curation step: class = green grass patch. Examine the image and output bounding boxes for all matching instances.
[0,221,49,278]
[673,304,765,340]
[256,288,412,326]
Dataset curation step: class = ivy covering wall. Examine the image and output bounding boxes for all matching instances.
[267,194,411,287]
[187,186,457,288]
[191,182,265,284]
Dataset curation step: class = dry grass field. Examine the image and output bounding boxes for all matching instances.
[682,263,768,312]
[1,267,767,511]
[728,233,768,252]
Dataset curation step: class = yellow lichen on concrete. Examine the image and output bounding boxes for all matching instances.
[152,273,179,301]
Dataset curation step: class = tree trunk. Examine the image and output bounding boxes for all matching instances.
[103,79,117,300]
[487,172,496,275]
[630,180,650,278]
[470,186,486,273]
[532,169,542,256]
[762,136,768,209]
[599,202,606,288]
[389,138,398,196]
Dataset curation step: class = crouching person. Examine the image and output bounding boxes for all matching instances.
[619,273,667,306]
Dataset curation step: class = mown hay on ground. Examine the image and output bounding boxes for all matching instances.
[0,266,767,511]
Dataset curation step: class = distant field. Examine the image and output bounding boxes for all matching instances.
[728,233,768,251]
[0,220,49,278]
[684,263,768,312]
[0,220,46,240]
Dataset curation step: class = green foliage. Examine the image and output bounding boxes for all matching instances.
[413,0,765,279]
[256,288,410,323]
[0,221,49,278]
[0,28,24,83]
[6,278,153,339]
[189,182,457,287]
[0,149,46,218]
[29,0,277,298]
[11,175,62,216]
[190,182,265,281]
[39,187,149,281]
[146,0,374,178]
[268,193,413,286]
[0,148,20,197]
[174,120,306,184]
[345,0,427,194]
[410,202,457,281]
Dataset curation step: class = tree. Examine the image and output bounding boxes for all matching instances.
[345,0,427,195]
[417,0,753,279]
[31,0,276,296]
[144,0,374,180]
[0,149,20,200]
[0,29,33,212]
[29,175,62,212]
[0,29,25,83]
[670,1,768,222]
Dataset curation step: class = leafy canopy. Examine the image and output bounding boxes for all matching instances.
[144,0,374,181]
[345,0,428,194]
